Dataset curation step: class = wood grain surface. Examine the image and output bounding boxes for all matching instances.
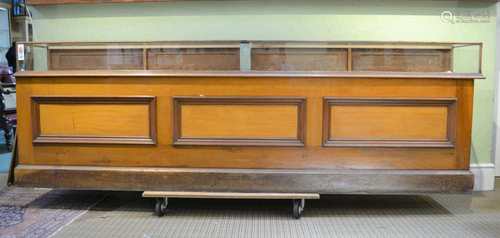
[15,76,473,171]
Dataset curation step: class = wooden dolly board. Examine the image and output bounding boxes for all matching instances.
[142,191,321,219]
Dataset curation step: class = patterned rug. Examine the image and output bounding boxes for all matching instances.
[0,206,23,229]
[0,188,106,238]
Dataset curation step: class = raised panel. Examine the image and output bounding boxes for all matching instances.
[49,49,144,70]
[173,97,306,146]
[252,48,348,71]
[352,49,451,72]
[32,96,157,144]
[323,98,456,147]
[147,48,240,70]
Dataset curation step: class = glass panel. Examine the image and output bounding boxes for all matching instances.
[252,48,348,71]
[452,44,482,74]
[16,41,483,75]
[148,48,239,70]
[49,48,144,70]
[351,48,451,72]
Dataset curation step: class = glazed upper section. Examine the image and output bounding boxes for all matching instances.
[14,41,484,78]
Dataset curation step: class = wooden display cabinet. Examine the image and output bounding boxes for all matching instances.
[13,41,482,195]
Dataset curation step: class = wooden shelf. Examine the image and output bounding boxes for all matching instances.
[142,191,320,199]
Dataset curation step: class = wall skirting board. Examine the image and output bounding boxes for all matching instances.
[470,163,496,191]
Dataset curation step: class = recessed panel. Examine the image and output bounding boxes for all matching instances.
[174,97,306,146]
[32,97,156,144]
[181,105,298,138]
[39,104,150,137]
[323,98,456,147]
[330,105,448,140]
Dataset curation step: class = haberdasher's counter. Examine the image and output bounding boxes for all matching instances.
[13,70,480,193]
[11,41,484,194]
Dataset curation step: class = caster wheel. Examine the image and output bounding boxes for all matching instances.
[154,198,168,217]
[292,199,304,219]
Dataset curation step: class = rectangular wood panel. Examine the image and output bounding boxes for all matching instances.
[32,96,157,144]
[181,105,298,138]
[173,97,306,146]
[323,98,457,147]
[252,48,348,71]
[147,48,239,70]
[352,49,451,72]
[49,49,144,70]
[15,76,471,170]
[331,106,448,139]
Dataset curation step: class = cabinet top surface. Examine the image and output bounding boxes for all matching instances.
[15,70,484,79]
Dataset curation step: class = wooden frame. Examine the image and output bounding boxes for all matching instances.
[322,97,457,148]
[142,191,320,199]
[31,96,157,145]
[173,96,306,146]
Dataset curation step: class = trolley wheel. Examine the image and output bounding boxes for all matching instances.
[292,199,305,219]
[154,198,168,217]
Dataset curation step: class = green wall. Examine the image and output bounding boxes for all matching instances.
[28,0,497,165]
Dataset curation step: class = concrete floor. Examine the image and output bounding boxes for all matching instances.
[2,183,500,238]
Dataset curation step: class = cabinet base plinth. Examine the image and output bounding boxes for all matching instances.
[14,165,473,194]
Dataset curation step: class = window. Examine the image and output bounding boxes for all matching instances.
[0,7,10,65]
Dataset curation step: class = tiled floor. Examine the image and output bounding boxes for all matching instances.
[1,186,500,237]
[52,191,500,238]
